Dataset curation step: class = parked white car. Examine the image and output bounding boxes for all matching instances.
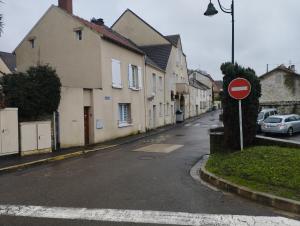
[261,114,300,136]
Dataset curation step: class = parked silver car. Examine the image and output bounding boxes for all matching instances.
[261,114,300,136]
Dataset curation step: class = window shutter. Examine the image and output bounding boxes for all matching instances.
[112,59,121,88]
[138,66,143,90]
[128,64,133,88]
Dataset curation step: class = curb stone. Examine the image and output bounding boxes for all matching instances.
[200,160,300,215]
[0,113,209,175]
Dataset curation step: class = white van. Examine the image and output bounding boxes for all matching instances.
[257,108,278,131]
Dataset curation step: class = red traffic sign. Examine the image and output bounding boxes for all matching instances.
[228,78,251,100]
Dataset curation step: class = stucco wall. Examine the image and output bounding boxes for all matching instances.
[112,10,169,46]
[145,64,165,130]
[58,87,84,148]
[165,45,189,122]
[15,6,102,89]
[91,39,146,143]
[0,58,10,75]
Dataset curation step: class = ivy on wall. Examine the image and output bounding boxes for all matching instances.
[284,74,295,94]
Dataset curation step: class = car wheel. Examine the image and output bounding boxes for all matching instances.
[287,127,293,137]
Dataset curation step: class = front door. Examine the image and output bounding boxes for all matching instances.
[84,107,90,145]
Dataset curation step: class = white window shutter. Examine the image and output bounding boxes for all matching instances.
[138,66,143,90]
[112,59,121,88]
[128,64,133,88]
[112,59,117,87]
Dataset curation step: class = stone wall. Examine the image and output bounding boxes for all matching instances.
[260,71,300,103]
[260,101,300,114]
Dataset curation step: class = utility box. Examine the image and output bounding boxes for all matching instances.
[20,121,52,156]
[176,110,184,123]
[0,108,19,156]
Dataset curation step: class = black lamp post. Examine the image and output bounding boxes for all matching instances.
[204,0,235,64]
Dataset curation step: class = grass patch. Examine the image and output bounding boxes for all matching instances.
[206,146,300,201]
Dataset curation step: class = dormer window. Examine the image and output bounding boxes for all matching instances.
[75,29,82,41]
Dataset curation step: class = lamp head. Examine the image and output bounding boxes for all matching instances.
[204,1,218,16]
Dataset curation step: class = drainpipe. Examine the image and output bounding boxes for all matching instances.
[144,56,147,131]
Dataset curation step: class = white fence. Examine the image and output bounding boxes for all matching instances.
[0,108,19,156]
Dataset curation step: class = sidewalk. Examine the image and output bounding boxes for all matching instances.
[0,114,206,174]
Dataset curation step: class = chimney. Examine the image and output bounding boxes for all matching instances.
[58,0,73,14]
[289,65,296,72]
[91,18,105,26]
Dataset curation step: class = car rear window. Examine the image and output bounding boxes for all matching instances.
[264,117,282,123]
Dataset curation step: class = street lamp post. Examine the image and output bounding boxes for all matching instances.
[204,0,235,64]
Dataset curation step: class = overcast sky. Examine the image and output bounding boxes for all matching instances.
[1,0,300,80]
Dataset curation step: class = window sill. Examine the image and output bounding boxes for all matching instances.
[130,87,141,91]
[112,85,123,89]
[118,123,133,128]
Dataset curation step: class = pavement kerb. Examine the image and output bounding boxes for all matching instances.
[0,114,209,175]
[199,159,300,215]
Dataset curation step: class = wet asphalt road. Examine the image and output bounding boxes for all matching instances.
[0,111,297,226]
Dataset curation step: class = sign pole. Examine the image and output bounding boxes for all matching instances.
[239,100,243,151]
[228,77,251,151]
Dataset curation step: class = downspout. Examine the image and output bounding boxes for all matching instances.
[144,56,147,131]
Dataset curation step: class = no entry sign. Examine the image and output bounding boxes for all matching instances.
[227,77,252,151]
[228,78,251,100]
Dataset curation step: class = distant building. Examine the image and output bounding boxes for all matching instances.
[259,64,300,114]
[188,75,211,116]
[213,80,223,109]
[189,70,214,109]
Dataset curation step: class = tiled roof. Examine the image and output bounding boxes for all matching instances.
[73,15,144,55]
[214,80,223,90]
[189,77,210,90]
[139,44,172,71]
[165,35,180,47]
[145,56,164,72]
[0,51,16,72]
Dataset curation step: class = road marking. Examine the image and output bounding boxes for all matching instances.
[193,123,200,127]
[0,205,299,226]
[184,123,192,127]
[132,144,183,153]
[231,86,248,92]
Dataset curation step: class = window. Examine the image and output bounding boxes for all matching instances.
[128,64,142,90]
[112,59,122,88]
[118,104,131,127]
[29,39,35,48]
[152,73,156,94]
[159,103,163,117]
[159,76,163,91]
[75,30,82,40]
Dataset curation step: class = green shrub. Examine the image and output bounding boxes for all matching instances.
[1,65,61,121]
[221,63,261,150]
